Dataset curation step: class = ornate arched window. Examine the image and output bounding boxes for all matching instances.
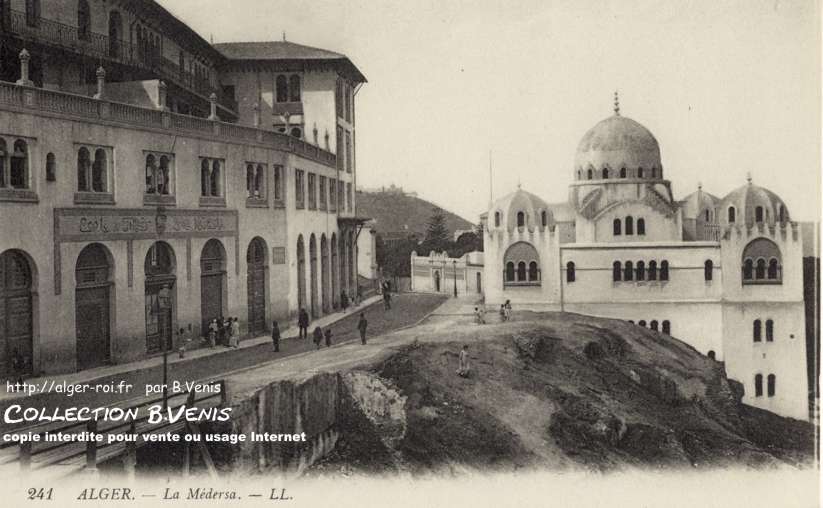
[516,211,525,228]
[517,261,527,281]
[742,238,781,284]
[92,148,106,192]
[650,320,658,331]
[602,168,609,179]
[77,147,91,191]
[505,262,515,282]
[754,374,763,397]
[728,206,736,223]
[541,210,547,227]
[246,164,255,198]
[566,261,575,283]
[10,140,28,189]
[660,260,669,281]
[613,218,621,236]
[625,216,634,235]
[612,261,622,282]
[755,206,764,223]
[767,258,779,280]
[755,258,766,279]
[200,158,210,196]
[503,242,540,287]
[636,261,645,281]
[623,261,633,281]
[767,374,775,397]
[648,260,657,280]
[637,218,645,235]
[145,154,157,194]
[494,211,501,227]
[753,319,762,342]
[528,261,539,281]
[704,259,713,281]
[743,258,754,280]
[765,319,774,342]
[210,160,221,197]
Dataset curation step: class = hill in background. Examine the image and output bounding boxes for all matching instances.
[357,186,475,238]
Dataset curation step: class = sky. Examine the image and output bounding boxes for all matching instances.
[158,0,821,223]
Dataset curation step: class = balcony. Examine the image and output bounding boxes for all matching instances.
[1,9,236,115]
[0,80,337,169]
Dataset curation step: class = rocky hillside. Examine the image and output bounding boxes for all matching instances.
[310,312,815,474]
[356,190,474,237]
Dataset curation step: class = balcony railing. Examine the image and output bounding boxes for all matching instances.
[1,9,235,115]
[0,80,336,168]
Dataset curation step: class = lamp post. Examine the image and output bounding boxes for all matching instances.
[453,259,458,298]
[158,284,171,410]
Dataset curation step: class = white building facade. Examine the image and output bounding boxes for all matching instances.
[482,101,809,420]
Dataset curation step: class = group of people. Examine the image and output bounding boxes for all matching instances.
[207,316,241,348]
[499,300,513,321]
[294,307,370,351]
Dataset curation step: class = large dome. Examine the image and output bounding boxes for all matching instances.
[574,113,662,181]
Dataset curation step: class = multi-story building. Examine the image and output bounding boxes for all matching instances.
[0,1,366,377]
[480,97,809,420]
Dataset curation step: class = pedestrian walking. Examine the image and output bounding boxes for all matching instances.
[271,320,280,352]
[313,326,323,350]
[324,328,333,347]
[499,304,507,322]
[230,317,240,348]
[298,308,309,339]
[474,306,485,324]
[357,313,368,344]
[341,292,349,311]
[383,291,392,310]
[456,345,470,377]
[208,318,218,347]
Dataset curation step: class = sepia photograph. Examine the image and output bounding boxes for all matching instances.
[0,0,820,506]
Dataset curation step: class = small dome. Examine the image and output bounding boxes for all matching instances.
[490,188,552,230]
[718,178,790,226]
[575,114,662,180]
[681,186,720,220]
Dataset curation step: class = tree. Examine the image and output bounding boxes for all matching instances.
[422,207,450,253]
[454,231,482,256]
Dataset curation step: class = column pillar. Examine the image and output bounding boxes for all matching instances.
[16,49,33,86]
[93,66,106,99]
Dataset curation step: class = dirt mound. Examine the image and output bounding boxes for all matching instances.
[310,314,815,474]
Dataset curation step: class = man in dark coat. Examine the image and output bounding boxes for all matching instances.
[313,326,323,350]
[271,321,280,352]
[357,313,368,345]
[298,308,309,339]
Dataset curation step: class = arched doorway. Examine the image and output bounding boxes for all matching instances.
[247,237,267,336]
[200,239,226,335]
[75,244,112,370]
[331,234,338,309]
[297,235,306,312]
[144,242,176,354]
[320,235,329,313]
[434,270,441,292]
[309,234,318,318]
[1,250,34,378]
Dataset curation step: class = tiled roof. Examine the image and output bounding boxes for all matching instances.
[214,41,366,82]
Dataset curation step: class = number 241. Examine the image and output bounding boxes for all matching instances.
[27,488,53,501]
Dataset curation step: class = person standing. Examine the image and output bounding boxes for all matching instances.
[357,313,368,345]
[504,300,512,321]
[208,319,218,347]
[324,328,333,348]
[298,308,309,340]
[341,292,349,311]
[271,320,280,352]
[230,317,240,348]
[457,345,470,377]
[313,326,323,350]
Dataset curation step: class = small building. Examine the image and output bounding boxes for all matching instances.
[410,251,484,296]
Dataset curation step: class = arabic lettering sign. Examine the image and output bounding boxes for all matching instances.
[57,209,238,241]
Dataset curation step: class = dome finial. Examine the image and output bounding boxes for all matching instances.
[613,91,620,116]
[746,172,752,184]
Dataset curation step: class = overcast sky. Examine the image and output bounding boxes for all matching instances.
[159,0,821,223]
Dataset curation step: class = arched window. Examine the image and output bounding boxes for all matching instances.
[77,147,91,191]
[210,160,221,197]
[767,374,775,397]
[92,148,106,192]
[636,261,645,281]
[625,216,634,235]
[200,158,210,196]
[637,218,645,235]
[767,258,779,279]
[755,258,766,279]
[637,167,644,178]
[494,211,501,227]
[516,211,525,228]
[662,320,670,334]
[158,156,170,195]
[517,261,527,281]
[707,350,715,360]
[145,154,157,194]
[704,259,713,281]
[255,164,264,198]
[612,261,622,282]
[648,260,657,280]
[755,206,764,223]
[587,168,593,180]
[602,168,609,179]
[778,206,786,223]
[753,319,762,342]
[728,206,736,223]
[10,140,28,189]
[651,167,657,178]
[638,320,647,327]
[650,320,658,331]
[505,262,515,282]
[743,258,754,280]
[620,167,626,178]
[78,0,90,40]
[528,261,539,281]
[45,152,56,182]
[541,210,547,227]
[613,218,621,236]
[276,75,288,103]
[246,164,255,198]
[765,319,774,342]
[704,209,711,222]
[566,261,575,283]
[754,374,763,397]
[623,261,633,281]
[660,260,669,281]
[289,75,301,102]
